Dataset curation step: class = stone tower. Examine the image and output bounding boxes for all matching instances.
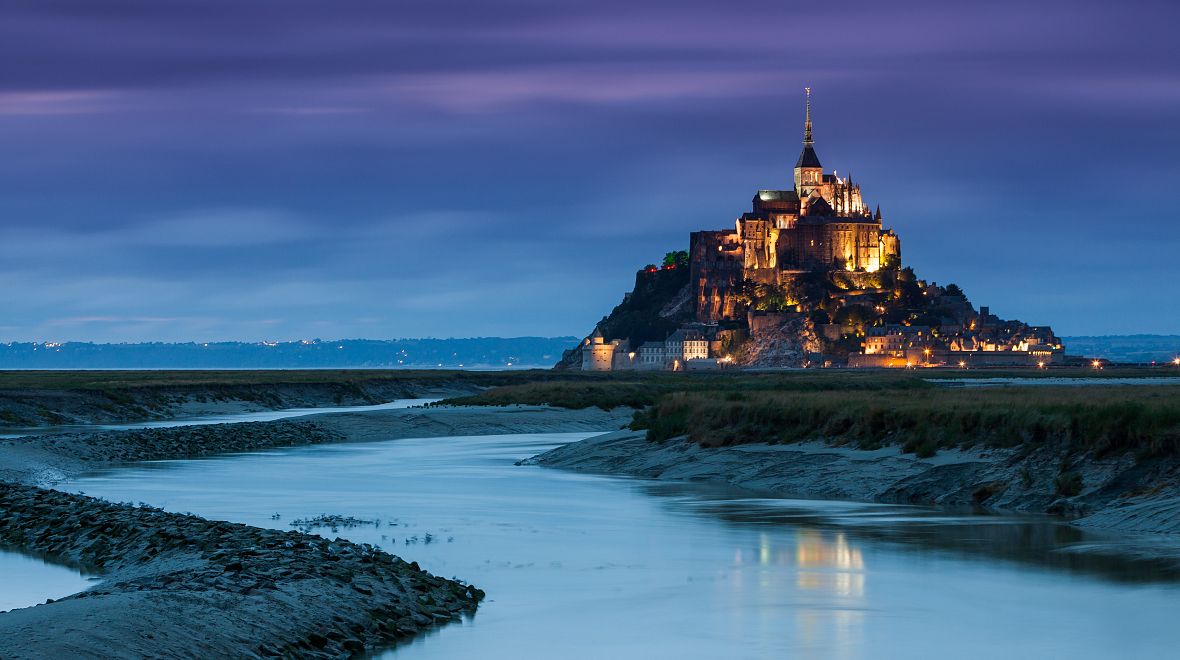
[793,88,823,195]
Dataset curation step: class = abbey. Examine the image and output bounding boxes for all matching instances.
[690,89,900,322]
[565,89,1065,371]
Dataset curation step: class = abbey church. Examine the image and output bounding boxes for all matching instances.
[565,89,1064,371]
[691,89,900,322]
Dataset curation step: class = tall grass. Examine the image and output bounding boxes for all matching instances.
[631,386,1180,459]
[439,371,933,410]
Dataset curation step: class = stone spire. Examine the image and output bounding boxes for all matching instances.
[795,87,822,170]
[803,87,813,147]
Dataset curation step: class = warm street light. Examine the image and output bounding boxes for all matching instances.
[1037,361,1046,369]
[958,360,967,369]
[1092,359,1102,370]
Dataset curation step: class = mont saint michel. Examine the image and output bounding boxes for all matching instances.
[3,3,1180,660]
[566,91,1063,371]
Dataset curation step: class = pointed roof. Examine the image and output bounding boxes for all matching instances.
[803,196,834,217]
[795,87,822,169]
[795,145,822,169]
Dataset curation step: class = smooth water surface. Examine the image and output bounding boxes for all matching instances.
[0,550,92,613]
[0,398,437,439]
[63,432,1180,659]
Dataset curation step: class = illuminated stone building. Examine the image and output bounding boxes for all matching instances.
[691,90,901,322]
[581,329,631,371]
[564,89,1065,371]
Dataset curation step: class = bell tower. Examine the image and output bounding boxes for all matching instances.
[793,87,823,195]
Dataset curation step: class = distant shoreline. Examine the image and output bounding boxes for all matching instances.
[0,337,577,371]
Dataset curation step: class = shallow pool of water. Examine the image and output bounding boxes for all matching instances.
[61,432,1180,659]
[0,549,93,613]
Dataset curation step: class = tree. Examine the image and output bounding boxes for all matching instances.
[808,309,831,325]
[663,250,689,269]
[944,283,964,297]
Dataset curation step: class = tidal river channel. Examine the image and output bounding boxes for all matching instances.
[42,428,1179,659]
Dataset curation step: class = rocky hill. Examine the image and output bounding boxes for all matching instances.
[555,264,692,369]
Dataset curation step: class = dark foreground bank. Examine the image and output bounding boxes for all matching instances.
[0,482,483,658]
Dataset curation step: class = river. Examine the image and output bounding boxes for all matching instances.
[45,429,1180,659]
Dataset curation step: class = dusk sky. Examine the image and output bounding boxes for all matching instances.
[2,0,1178,342]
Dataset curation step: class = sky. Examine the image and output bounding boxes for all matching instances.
[2,0,1179,342]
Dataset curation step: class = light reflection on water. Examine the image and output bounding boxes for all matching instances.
[60,432,1180,660]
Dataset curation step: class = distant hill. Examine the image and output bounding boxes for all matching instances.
[1062,335,1180,363]
[0,338,577,370]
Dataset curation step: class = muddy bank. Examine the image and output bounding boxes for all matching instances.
[0,375,488,431]
[528,431,1180,535]
[0,420,345,485]
[0,482,482,658]
[0,405,633,486]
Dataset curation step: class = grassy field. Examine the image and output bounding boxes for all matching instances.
[438,370,934,409]
[632,386,1180,459]
[0,364,1175,392]
[436,367,1180,460]
[439,366,1180,410]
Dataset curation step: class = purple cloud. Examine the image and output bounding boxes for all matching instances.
[1,0,1178,341]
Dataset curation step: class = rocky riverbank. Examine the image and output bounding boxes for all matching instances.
[0,482,483,658]
[527,430,1180,535]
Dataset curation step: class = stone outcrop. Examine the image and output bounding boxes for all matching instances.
[556,266,692,369]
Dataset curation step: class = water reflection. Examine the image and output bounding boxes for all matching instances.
[0,548,93,613]
[58,432,1180,660]
[730,530,869,659]
[659,489,1180,583]
[794,531,865,598]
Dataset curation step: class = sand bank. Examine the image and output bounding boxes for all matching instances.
[0,482,482,658]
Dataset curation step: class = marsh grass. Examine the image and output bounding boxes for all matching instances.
[439,371,932,410]
[632,386,1180,458]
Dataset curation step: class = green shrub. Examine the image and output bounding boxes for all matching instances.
[1055,471,1084,497]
